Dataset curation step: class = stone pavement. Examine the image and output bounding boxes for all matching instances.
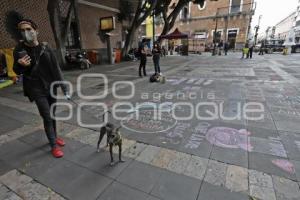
[1,53,300,200]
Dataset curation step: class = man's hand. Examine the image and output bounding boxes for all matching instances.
[18,55,31,67]
[65,94,71,100]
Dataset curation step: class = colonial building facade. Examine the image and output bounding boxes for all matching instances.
[0,0,124,63]
[274,12,296,40]
[153,0,255,49]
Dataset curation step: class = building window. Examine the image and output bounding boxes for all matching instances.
[198,1,206,10]
[230,0,242,13]
[194,32,207,39]
[180,4,189,20]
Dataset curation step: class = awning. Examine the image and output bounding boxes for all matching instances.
[159,28,188,40]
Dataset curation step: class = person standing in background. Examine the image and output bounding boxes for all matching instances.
[248,43,254,59]
[241,43,249,59]
[138,39,148,77]
[152,42,161,75]
[218,40,224,56]
[224,42,229,56]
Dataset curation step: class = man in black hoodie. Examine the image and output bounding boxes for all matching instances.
[13,19,68,158]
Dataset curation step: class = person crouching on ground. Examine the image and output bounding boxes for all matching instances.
[152,42,161,75]
[241,43,249,59]
[13,19,69,158]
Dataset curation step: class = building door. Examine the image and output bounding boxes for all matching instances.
[228,30,238,49]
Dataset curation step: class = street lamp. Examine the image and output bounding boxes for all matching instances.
[254,15,262,45]
[212,8,220,56]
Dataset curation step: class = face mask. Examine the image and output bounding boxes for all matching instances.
[21,30,37,44]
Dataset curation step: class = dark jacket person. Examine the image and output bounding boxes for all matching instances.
[152,42,161,74]
[13,19,68,158]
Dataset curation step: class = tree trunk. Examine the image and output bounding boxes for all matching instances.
[47,0,66,68]
[48,0,76,69]
[122,24,137,58]
[160,0,189,36]
[121,0,158,58]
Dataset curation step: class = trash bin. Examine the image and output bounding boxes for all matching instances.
[115,49,121,63]
[87,50,99,64]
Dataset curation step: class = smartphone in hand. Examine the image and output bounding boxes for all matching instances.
[18,50,28,59]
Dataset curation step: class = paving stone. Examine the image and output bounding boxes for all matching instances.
[15,150,59,179]
[151,170,201,200]
[55,121,78,136]
[0,184,20,200]
[151,148,176,169]
[146,196,161,200]
[0,184,22,200]
[275,120,300,133]
[0,104,38,125]
[249,185,276,200]
[273,175,300,200]
[0,115,23,135]
[136,145,161,164]
[67,145,132,179]
[249,170,273,188]
[210,145,248,168]
[197,182,249,200]
[1,125,43,146]
[249,152,297,181]
[167,151,191,174]
[15,181,65,200]
[291,160,300,182]
[0,170,32,192]
[250,137,288,158]
[123,142,147,159]
[18,130,51,150]
[37,159,112,200]
[98,182,150,200]
[225,165,248,193]
[121,138,136,152]
[65,127,99,147]
[58,137,86,159]
[247,126,279,139]
[183,155,208,180]
[279,131,300,161]
[179,138,213,159]
[117,161,163,193]
[0,160,13,176]
[204,159,228,187]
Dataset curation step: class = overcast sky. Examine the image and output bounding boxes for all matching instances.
[251,0,298,34]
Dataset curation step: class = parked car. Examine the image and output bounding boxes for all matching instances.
[264,39,285,53]
[292,44,300,53]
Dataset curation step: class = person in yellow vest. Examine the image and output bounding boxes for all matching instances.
[241,43,249,59]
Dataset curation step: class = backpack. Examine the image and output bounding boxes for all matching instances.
[150,73,161,83]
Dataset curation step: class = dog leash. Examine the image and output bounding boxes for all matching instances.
[67,98,111,122]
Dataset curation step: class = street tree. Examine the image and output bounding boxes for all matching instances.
[121,0,158,57]
[121,0,217,57]
[47,0,77,68]
[159,0,219,36]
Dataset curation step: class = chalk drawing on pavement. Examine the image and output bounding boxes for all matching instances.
[206,127,253,151]
[121,109,177,134]
[272,159,295,174]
